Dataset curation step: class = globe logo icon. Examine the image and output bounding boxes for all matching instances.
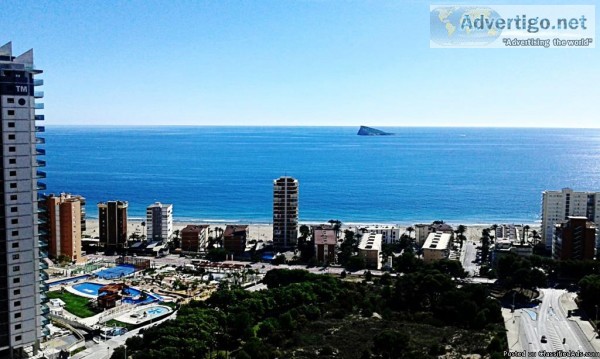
[430,6,503,46]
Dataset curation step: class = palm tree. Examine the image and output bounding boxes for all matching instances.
[531,229,540,244]
[406,226,414,239]
[522,225,530,245]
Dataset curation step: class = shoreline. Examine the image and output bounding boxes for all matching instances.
[85,216,542,227]
[84,218,541,243]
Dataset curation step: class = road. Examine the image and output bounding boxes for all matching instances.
[517,289,595,354]
[460,241,478,276]
[72,312,177,359]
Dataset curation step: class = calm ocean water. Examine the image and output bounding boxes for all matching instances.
[43,126,600,225]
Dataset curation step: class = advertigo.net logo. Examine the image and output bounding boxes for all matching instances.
[430,5,595,48]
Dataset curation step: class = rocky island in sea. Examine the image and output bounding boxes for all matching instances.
[357,125,393,136]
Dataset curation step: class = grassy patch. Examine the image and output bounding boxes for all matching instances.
[47,291,100,318]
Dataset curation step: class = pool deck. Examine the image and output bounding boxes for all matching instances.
[114,305,173,325]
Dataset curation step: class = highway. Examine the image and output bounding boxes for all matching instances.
[518,289,595,354]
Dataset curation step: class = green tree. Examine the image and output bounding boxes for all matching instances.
[299,224,310,239]
[372,329,410,359]
[346,256,366,272]
[207,248,227,262]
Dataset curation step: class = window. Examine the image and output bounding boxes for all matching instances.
[10,183,17,188]
[18,98,26,106]
[9,158,16,164]
[13,289,20,295]
[7,98,15,103]
[11,207,18,213]
[12,254,19,260]
[10,195,17,201]
[13,265,20,272]
[15,324,21,330]
[7,110,15,116]
[14,301,21,307]
[8,146,16,152]
[14,313,21,319]
[12,230,18,236]
[11,219,18,224]
[13,277,20,284]
[8,134,15,140]
[8,122,15,127]
[15,335,21,341]
[12,242,19,248]
[9,170,17,176]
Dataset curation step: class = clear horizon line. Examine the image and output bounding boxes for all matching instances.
[44,123,600,130]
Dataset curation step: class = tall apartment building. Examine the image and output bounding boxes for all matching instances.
[273,176,298,248]
[541,188,600,250]
[553,216,596,261]
[146,202,173,242]
[46,194,86,263]
[98,201,128,251]
[0,42,47,358]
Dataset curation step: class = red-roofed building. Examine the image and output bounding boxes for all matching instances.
[181,225,209,252]
[223,225,249,254]
[313,225,336,264]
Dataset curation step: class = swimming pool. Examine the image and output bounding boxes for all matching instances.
[47,274,91,287]
[70,282,162,304]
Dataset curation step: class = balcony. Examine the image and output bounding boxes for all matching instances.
[40,271,49,281]
[39,282,49,292]
[36,170,46,179]
[39,249,48,259]
[34,91,44,98]
[40,293,49,304]
[40,261,48,270]
[41,317,50,326]
[37,218,47,225]
[34,79,44,86]
[34,103,44,110]
[35,126,45,132]
[36,159,46,167]
[35,115,45,121]
[36,148,46,156]
[37,182,47,191]
[41,305,50,316]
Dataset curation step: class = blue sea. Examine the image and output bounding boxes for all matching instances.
[43,126,600,225]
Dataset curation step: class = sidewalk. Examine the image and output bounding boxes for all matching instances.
[560,291,600,352]
[502,307,523,352]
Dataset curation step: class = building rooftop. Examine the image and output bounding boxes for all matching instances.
[358,233,382,252]
[423,232,451,251]
[181,224,209,233]
[224,225,249,237]
[313,226,336,245]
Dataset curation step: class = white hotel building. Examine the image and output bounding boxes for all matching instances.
[541,188,600,251]
[146,202,173,242]
[358,225,402,244]
[0,42,47,358]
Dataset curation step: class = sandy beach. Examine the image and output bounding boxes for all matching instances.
[84,219,535,244]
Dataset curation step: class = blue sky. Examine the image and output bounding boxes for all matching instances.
[1,0,598,127]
